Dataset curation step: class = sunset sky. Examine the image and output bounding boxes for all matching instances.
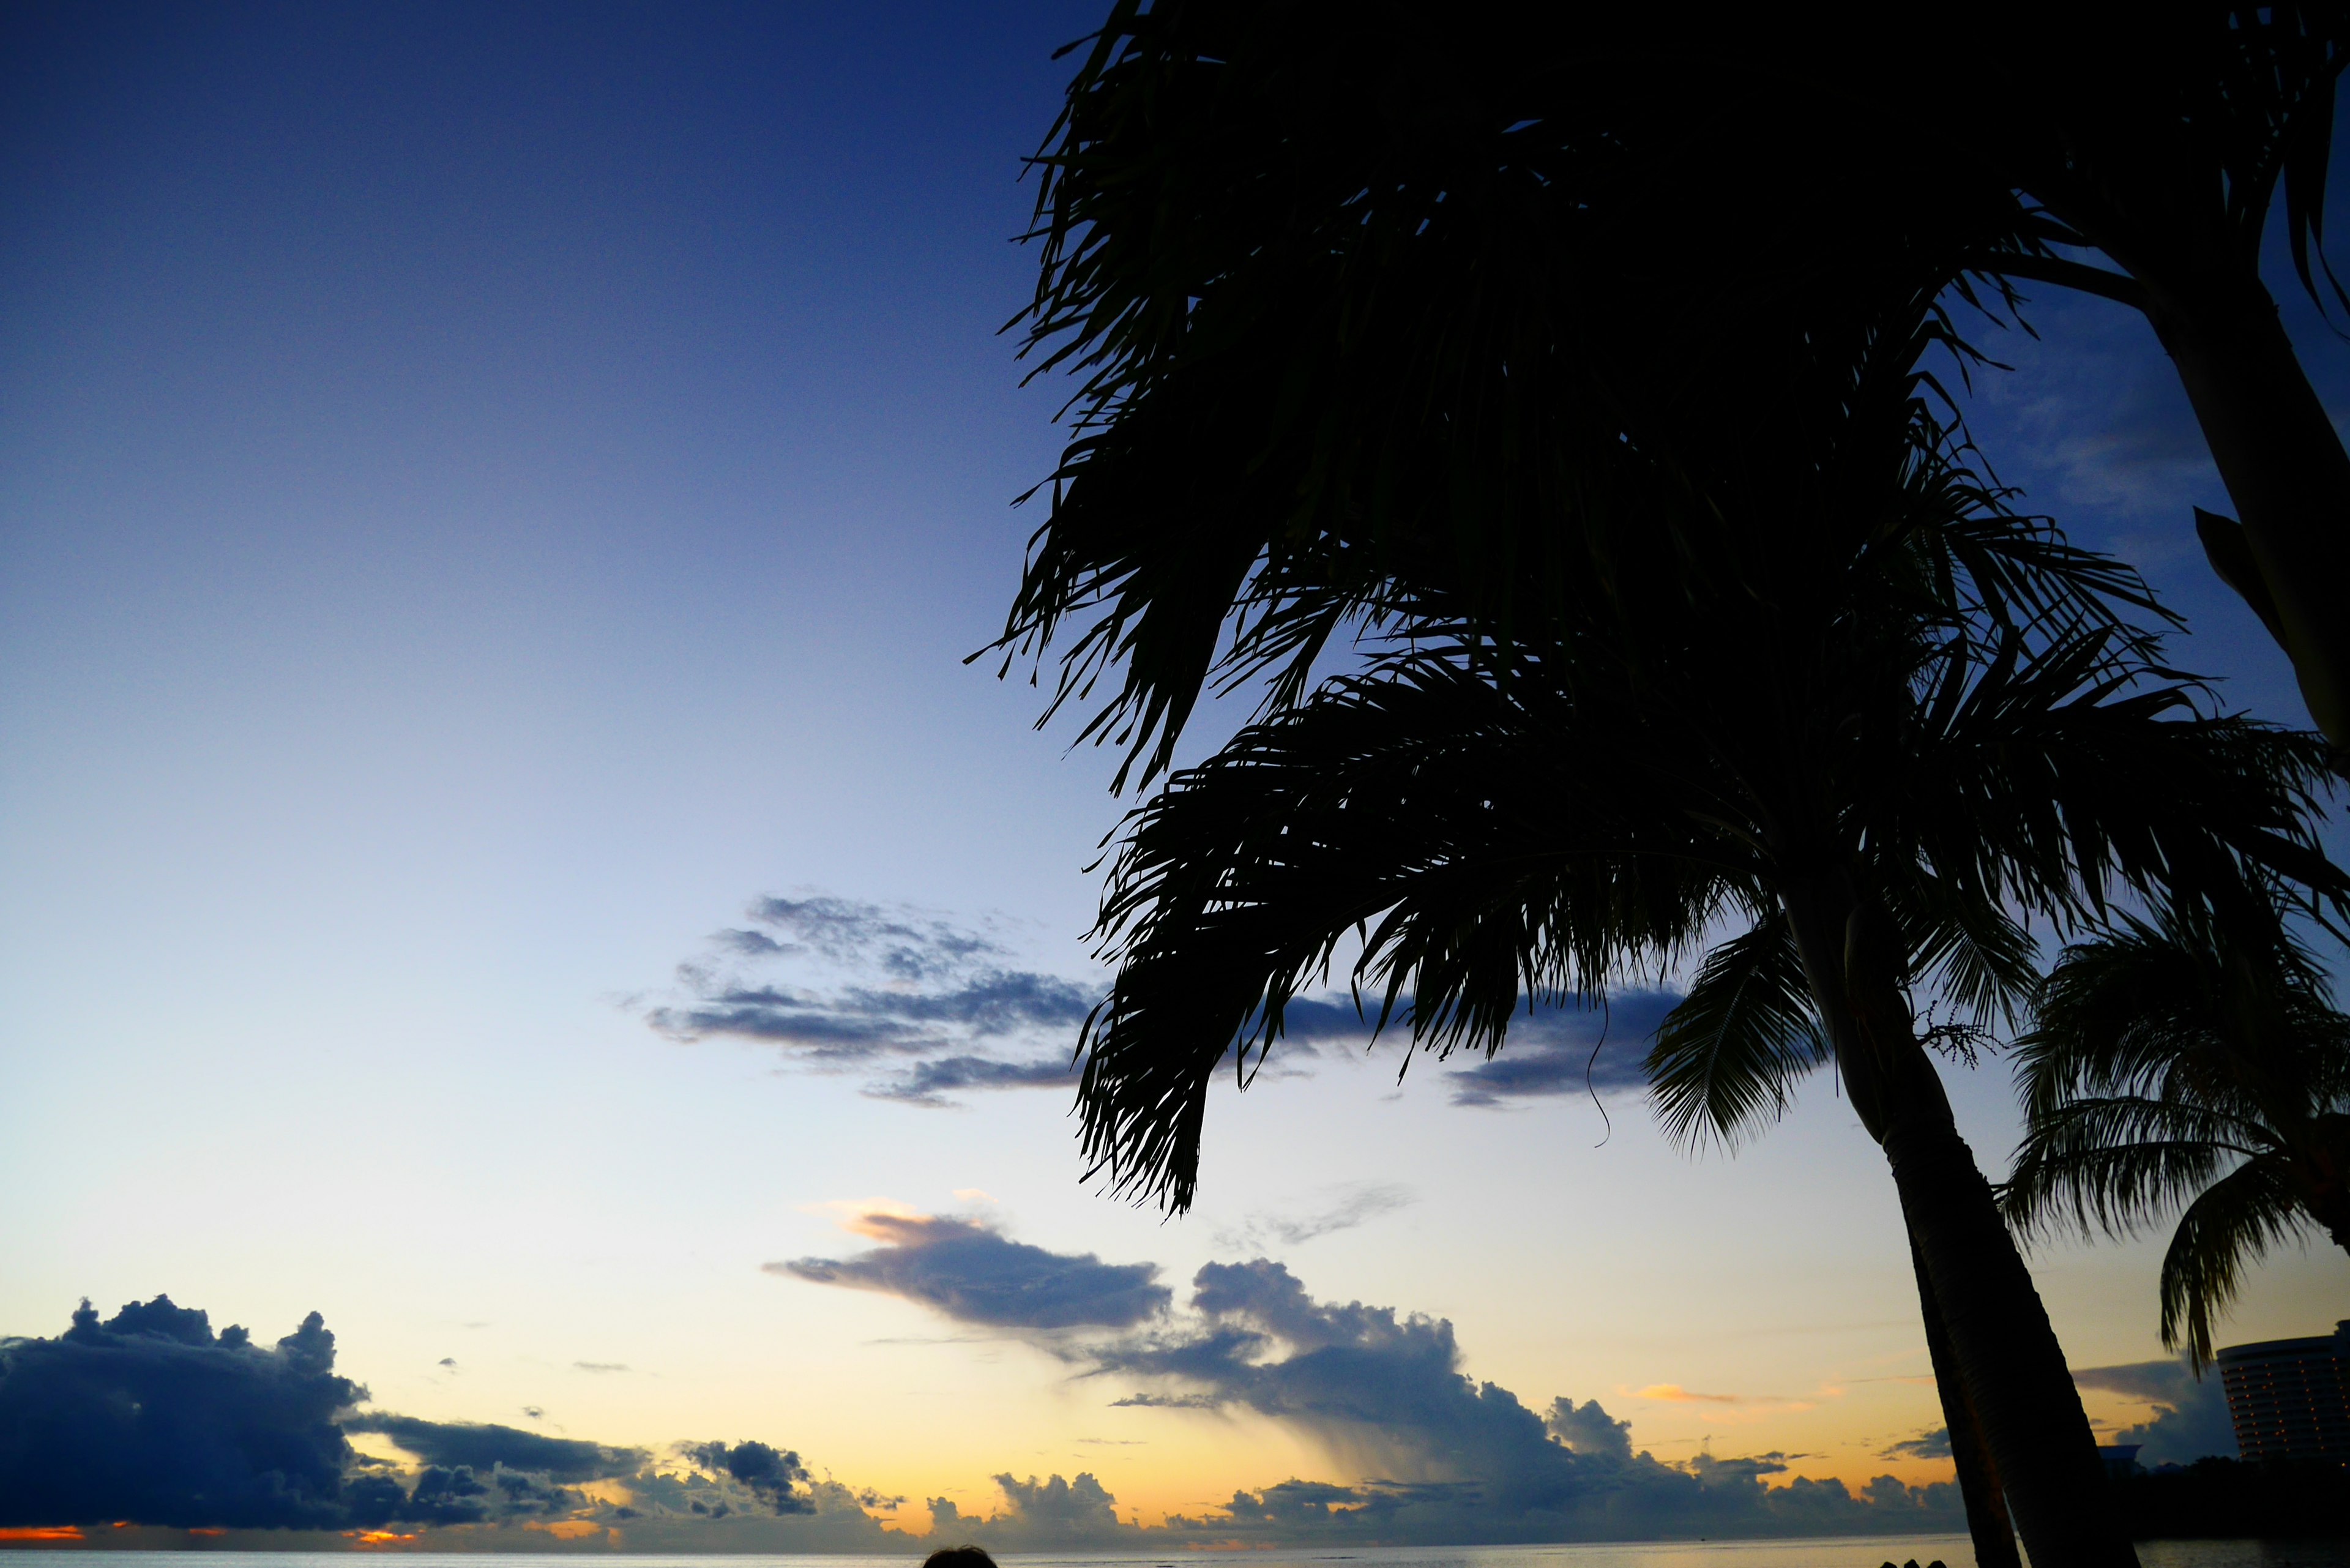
[4,1,2348,1548]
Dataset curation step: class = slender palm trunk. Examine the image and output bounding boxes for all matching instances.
[2128,268,2350,767]
[1781,884,2135,1567]
[1909,1231,2021,1568]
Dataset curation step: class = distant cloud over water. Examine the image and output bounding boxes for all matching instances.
[775,1226,1971,1541]
[3,1272,1968,1546]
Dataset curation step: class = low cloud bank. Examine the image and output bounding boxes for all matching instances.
[0,1297,813,1537]
[1077,1258,1961,1541]
[6,1256,1972,1546]
[780,1209,1966,1542]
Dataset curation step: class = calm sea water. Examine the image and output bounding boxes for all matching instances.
[13,1544,2350,1568]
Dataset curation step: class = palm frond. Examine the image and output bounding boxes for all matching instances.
[2005,1097,2258,1243]
[1647,916,1830,1151]
[2162,1155,2315,1369]
[1078,651,1737,1207]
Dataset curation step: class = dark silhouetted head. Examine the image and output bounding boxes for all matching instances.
[924,1549,996,1568]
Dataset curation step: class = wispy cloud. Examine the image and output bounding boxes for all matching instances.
[1213,1182,1416,1253]
[20,1280,1967,1547]
[1877,1427,1951,1462]
[641,895,1096,1107]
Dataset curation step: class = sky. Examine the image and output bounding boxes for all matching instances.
[3,1,2348,1551]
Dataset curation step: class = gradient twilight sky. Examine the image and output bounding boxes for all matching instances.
[4,1,2349,1544]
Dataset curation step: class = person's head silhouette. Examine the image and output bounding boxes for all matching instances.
[923,1549,996,1568]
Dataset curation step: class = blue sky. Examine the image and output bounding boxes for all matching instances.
[3,2,2347,1548]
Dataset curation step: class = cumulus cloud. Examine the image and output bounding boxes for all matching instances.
[772,1211,1169,1331]
[772,1216,1961,1540]
[0,1296,837,1540]
[1046,1260,1960,1541]
[0,1296,371,1529]
[643,895,1094,1106]
[681,1441,813,1514]
[2074,1357,2237,1466]
[0,1297,617,1531]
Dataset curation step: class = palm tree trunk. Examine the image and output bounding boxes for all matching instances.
[1909,1228,2021,1568]
[1883,1106,2133,1564]
[1781,886,2136,1566]
[2132,270,2350,768]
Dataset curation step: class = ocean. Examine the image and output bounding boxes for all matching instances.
[10,1543,2350,1568]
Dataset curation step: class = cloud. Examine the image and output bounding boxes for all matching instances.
[1442,990,1683,1108]
[681,1441,813,1515]
[1545,1397,1632,1462]
[341,1415,640,1484]
[1216,1183,1416,1253]
[2,1283,1960,1547]
[746,896,1002,977]
[864,1055,1073,1107]
[650,895,1692,1113]
[1630,1383,1744,1404]
[1878,1427,1952,1461]
[0,1296,602,1531]
[775,1211,1171,1331]
[1069,1260,1961,1540]
[0,1296,370,1529]
[573,1362,629,1374]
[644,895,1097,1106]
[2073,1357,2237,1466]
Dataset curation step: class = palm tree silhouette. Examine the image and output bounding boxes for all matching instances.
[2007,900,2350,1368]
[996,9,2349,1560]
[1010,6,2350,756]
[1048,310,2339,1566]
[1941,8,2350,769]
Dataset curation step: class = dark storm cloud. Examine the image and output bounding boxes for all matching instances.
[775,1212,1169,1331]
[342,1413,640,1482]
[646,894,1098,1105]
[2074,1357,2238,1465]
[0,1296,565,1529]
[682,1441,813,1515]
[0,1297,365,1528]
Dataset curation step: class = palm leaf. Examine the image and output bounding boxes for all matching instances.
[1647,916,1830,1151]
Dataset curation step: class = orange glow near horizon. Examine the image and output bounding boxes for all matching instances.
[0,1529,85,1543]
